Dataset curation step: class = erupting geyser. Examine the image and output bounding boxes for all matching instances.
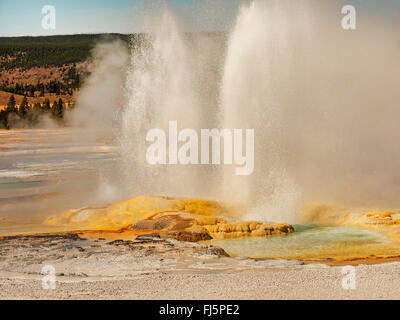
[112,0,400,224]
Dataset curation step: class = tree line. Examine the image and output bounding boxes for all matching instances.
[0,95,75,129]
[0,43,92,71]
[0,34,131,129]
[0,34,129,71]
[1,64,83,96]
[1,79,77,97]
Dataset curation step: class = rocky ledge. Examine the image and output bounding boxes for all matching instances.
[45,196,295,242]
[130,211,294,242]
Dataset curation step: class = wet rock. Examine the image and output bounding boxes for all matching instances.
[202,246,230,257]
[204,221,294,239]
[131,215,192,232]
[107,240,125,246]
[43,196,295,243]
[130,220,157,230]
[45,196,229,230]
[163,230,212,242]
[147,233,161,238]
[129,212,294,242]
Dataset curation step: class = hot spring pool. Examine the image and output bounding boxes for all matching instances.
[204,225,399,262]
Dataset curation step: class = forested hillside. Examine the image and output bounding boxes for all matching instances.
[0,34,129,70]
[0,33,129,129]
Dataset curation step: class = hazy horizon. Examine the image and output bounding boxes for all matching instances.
[0,0,245,37]
[0,30,227,39]
[1,0,399,37]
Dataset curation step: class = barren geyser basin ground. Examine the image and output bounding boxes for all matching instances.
[2,0,400,301]
[1,130,400,300]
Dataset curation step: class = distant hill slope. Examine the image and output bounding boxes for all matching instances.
[0,32,225,129]
[0,34,131,108]
[0,34,129,45]
[0,89,77,110]
[0,33,129,70]
[0,32,224,107]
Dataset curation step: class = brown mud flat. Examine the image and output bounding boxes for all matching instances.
[0,231,400,300]
[3,228,400,267]
[0,231,302,281]
[2,230,400,300]
[0,231,229,261]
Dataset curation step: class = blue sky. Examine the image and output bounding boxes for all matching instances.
[0,0,398,37]
[0,0,244,36]
[0,0,150,36]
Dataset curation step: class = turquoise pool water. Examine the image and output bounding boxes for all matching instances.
[205,225,390,261]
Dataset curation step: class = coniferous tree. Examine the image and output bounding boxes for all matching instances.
[0,110,7,129]
[29,86,35,97]
[54,98,64,120]
[43,99,51,113]
[19,96,29,119]
[33,102,41,113]
[6,95,17,113]
[51,100,63,120]
[2,95,17,129]
[30,103,41,125]
[51,100,58,115]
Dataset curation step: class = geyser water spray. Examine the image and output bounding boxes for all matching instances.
[107,0,400,223]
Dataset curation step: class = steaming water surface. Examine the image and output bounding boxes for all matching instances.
[0,128,118,235]
[205,225,396,262]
